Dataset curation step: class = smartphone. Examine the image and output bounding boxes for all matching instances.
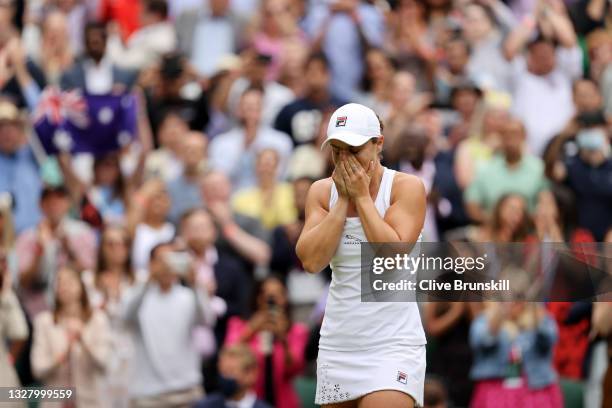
[163,251,193,276]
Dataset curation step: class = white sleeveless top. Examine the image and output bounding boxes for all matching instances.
[319,167,427,351]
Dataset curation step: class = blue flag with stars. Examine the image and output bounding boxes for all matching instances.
[33,87,137,156]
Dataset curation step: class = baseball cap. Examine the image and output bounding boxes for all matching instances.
[322,103,381,150]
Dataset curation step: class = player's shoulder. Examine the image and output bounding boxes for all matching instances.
[309,177,333,194]
[391,171,426,202]
[392,171,425,191]
[307,177,333,206]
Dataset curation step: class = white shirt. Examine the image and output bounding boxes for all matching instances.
[122,283,214,397]
[227,392,257,408]
[107,22,177,70]
[510,46,582,156]
[84,57,114,95]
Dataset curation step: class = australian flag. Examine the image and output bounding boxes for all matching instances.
[33,87,137,156]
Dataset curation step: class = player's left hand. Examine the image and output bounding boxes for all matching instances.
[341,154,373,199]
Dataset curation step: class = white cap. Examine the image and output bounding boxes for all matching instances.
[322,103,381,149]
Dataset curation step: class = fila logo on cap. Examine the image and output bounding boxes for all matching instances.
[335,116,347,127]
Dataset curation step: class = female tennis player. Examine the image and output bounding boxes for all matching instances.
[296,103,427,408]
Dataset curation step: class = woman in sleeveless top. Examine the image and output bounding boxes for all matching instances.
[296,103,427,408]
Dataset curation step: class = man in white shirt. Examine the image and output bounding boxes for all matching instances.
[60,21,136,94]
[122,241,215,408]
[503,7,582,156]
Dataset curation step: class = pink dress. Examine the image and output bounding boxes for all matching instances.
[471,378,563,408]
[225,317,309,408]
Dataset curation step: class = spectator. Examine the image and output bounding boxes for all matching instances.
[462,2,515,91]
[166,131,207,225]
[0,5,46,110]
[454,102,508,190]
[16,185,96,317]
[28,11,74,86]
[423,376,450,408]
[227,50,295,127]
[469,302,562,407]
[232,148,297,230]
[225,275,308,408]
[60,21,137,94]
[381,71,432,152]
[86,226,136,306]
[388,126,439,241]
[195,344,273,408]
[276,38,309,97]
[83,226,135,408]
[107,0,177,71]
[127,180,175,279]
[245,0,307,81]
[449,193,533,243]
[504,4,582,155]
[0,247,28,408]
[305,0,384,101]
[179,209,252,347]
[464,118,549,223]
[121,241,214,408]
[447,81,483,147]
[424,303,478,407]
[144,110,189,182]
[143,52,210,132]
[551,116,612,241]
[200,170,271,271]
[274,53,345,147]
[209,87,292,191]
[434,36,471,106]
[31,267,112,408]
[357,48,396,113]
[0,99,42,234]
[176,0,242,77]
[269,176,313,278]
[385,0,435,91]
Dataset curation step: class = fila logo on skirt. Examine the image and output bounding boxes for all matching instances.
[397,371,408,384]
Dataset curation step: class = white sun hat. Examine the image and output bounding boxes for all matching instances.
[322,103,381,150]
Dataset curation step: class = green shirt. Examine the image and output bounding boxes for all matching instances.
[464,154,548,212]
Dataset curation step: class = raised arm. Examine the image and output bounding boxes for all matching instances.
[296,178,348,273]
[503,15,537,61]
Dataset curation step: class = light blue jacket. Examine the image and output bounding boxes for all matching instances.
[469,312,558,389]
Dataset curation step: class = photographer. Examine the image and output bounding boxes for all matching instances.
[224,275,308,408]
[121,241,215,408]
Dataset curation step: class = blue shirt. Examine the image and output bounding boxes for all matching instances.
[166,174,204,226]
[0,146,42,233]
[564,156,612,241]
[304,4,384,101]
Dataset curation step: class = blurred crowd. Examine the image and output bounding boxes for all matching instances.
[0,0,611,407]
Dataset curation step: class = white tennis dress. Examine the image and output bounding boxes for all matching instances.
[315,167,427,406]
